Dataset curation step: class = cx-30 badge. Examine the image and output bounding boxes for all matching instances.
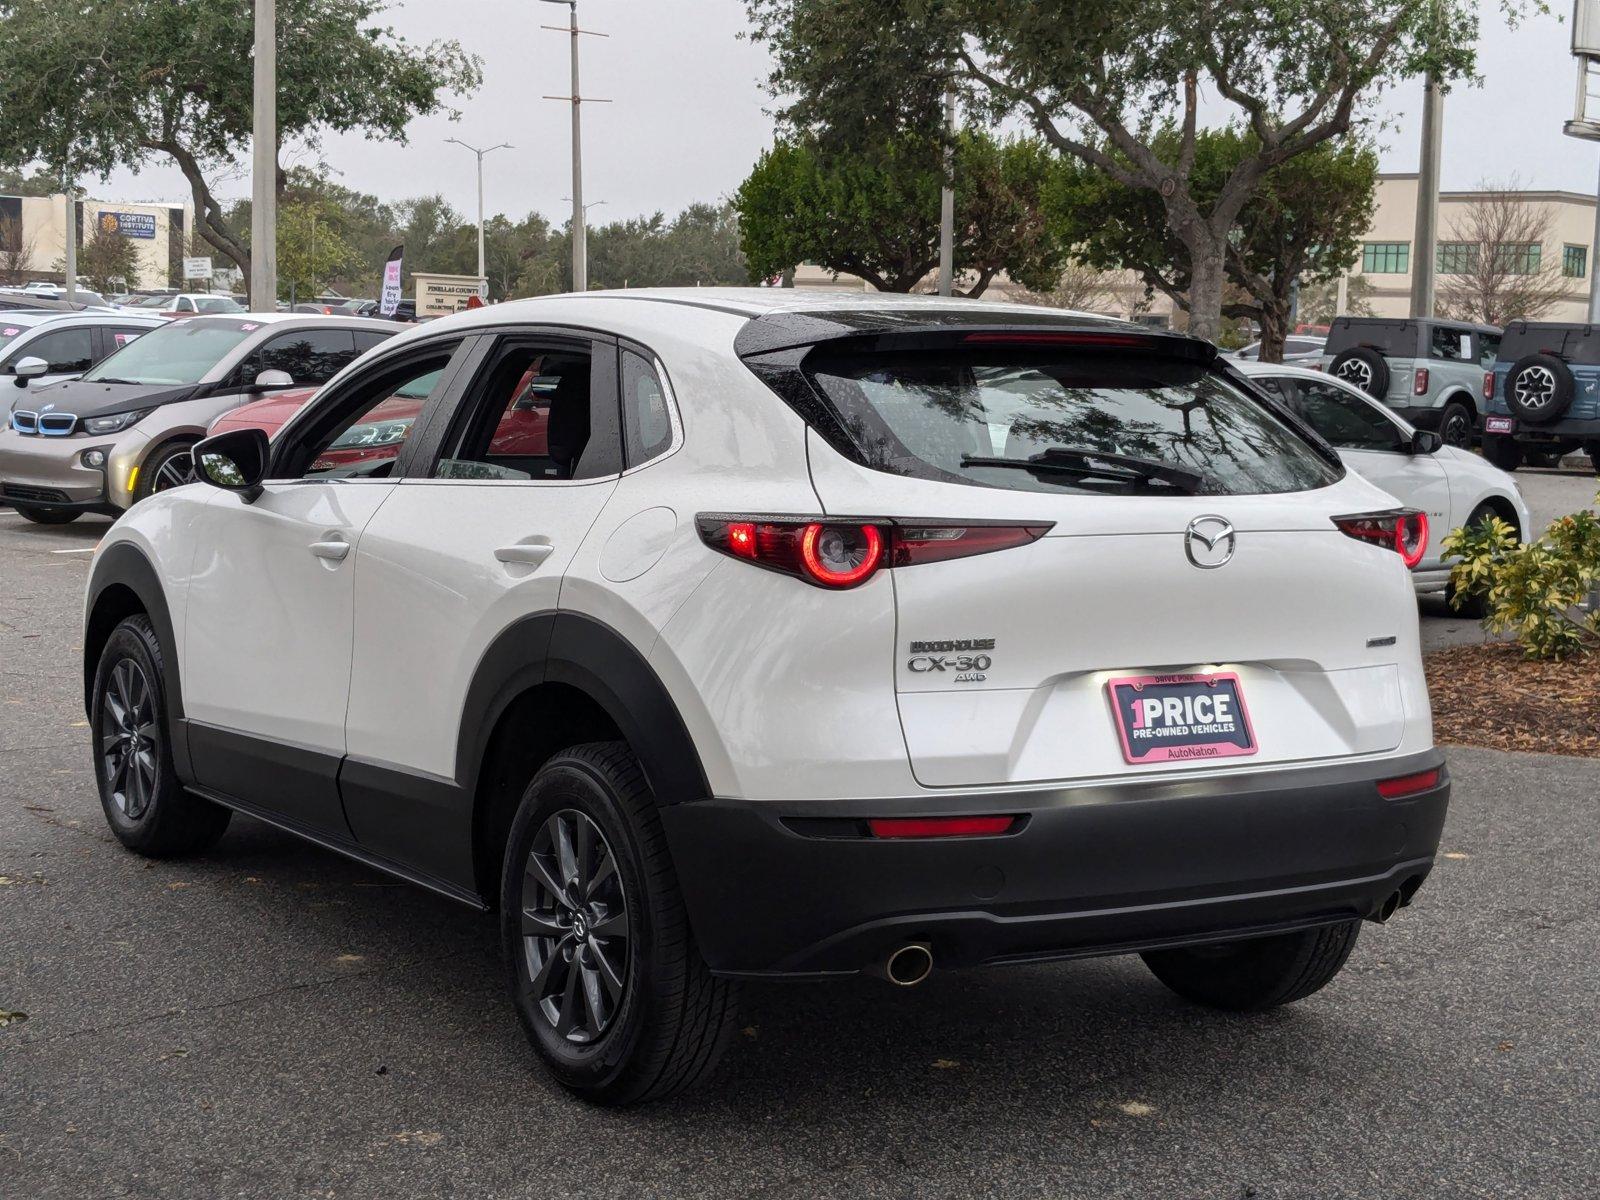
[1185,515,1236,569]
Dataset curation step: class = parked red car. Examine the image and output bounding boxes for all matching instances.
[207,366,552,474]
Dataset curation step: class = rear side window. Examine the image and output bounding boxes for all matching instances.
[620,350,675,466]
[252,329,359,386]
[804,348,1341,497]
[1477,332,1500,368]
[1429,327,1471,361]
[1499,325,1600,363]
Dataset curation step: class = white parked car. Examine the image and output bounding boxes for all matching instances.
[83,290,1449,1104]
[2,310,164,397]
[1238,360,1529,602]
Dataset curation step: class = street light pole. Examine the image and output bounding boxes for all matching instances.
[446,139,513,282]
[542,0,609,293]
[937,81,956,297]
[250,0,278,310]
[60,168,76,304]
[1409,73,1444,320]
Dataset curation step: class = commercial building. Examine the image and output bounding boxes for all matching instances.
[0,193,192,291]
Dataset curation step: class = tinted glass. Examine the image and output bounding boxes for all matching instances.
[805,349,1341,497]
[353,329,394,353]
[1267,377,1402,451]
[435,347,607,482]
[15,327,94,374]
[1477,332,1501,368]
[82,318,256,385]
[253,329,358,386]
[304,363,445,478]
[620,350,674,466]
[1325,320,1419,356]
[1429,327,1471,361]
[0,320,39,356]
[1498,325,1600,363]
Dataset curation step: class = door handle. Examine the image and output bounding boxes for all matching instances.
[309,539,350,561]
[494,542,554,567]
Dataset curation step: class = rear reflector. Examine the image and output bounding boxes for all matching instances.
[1376,768,1441,799]
[868,815,1018,839]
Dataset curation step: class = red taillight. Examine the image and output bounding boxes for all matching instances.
[1333,508,1429,569]
[1377,768,1441,799]
[868,815,1017,838]
[697,516,1050,588]
[1413,367,1429,396]
[1483,371,1495,402]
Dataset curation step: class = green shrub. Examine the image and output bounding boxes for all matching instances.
[1445,494,1600,659]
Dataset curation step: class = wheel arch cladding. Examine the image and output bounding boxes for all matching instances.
[462,611,710,902]
[83,543,180,721]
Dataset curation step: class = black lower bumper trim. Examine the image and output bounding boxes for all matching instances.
[661,752,1449,978]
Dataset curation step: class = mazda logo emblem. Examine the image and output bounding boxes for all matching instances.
[1185,515,1236,569]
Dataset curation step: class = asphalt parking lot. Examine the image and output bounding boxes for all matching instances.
[2,468,1598,1199]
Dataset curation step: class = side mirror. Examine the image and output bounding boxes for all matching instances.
[1408,430,1443,455]
[12,356,48,387]
[252,368,295,391]
[193,427,270,502]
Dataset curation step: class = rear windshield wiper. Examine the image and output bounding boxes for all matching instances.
[961,447,1205,494]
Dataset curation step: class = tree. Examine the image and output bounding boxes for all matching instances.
[746,0,1494,340]
[1049,129,1377,360]
[0,216,36,285]
[1436,181,1573,326]
[735,131,1067,295]
[1009,259,1117,313]
[73,220,142,294]
[0,0,480,291]
[0,165,60,197]
[1298,273,1375,324]
[277,200,359,301]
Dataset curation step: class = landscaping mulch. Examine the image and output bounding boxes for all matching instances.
[1426,643,1600,758]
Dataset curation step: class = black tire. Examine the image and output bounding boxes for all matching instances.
[12,505,81,525]
[1142,921,1360,1012]
[501,742,738,1105]
[1504,353,1575,424]
[1328,346,1390,398]
[1446,501,1511,619]
[1437,399,1474,449]
[1481,434,1522,472]
[134,441,199,502]
[90,615,231,856]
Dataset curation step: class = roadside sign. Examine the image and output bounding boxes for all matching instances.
[182,256,212,280]
[379,245,404,317]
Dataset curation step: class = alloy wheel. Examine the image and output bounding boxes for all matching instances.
[1336,359,1373,392]
[521,809,630,1044]
[100,658,158,820]
[1442,408,1472,447]
[152,450,198,492]
[1513,366,1556,412]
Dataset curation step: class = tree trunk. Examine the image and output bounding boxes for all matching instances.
[1257,295,1291,364]
[1185,242,1225,343]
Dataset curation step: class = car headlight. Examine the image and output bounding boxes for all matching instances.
[83,409,150,435]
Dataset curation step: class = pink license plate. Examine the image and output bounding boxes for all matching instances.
[1106,672,1258,764]
[1484,415,1514,434]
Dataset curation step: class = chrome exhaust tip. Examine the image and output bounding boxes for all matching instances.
[1368,890,1402,924]
[872,942,934,987]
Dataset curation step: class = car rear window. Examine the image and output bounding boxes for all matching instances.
[1499,325,1600,363]
[803,347,1342,496]
[1325,321,1420,356]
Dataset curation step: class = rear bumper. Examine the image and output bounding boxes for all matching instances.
[1483,412,1600,441]
[661,751,1450,979]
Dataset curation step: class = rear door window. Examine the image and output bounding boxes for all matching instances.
[1477,332,1501,368]
[252,329,359,386]
[804,347,1341,496]
[1270,377,1404,452]
[1429,327,1471,361]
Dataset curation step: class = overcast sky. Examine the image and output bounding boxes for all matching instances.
[97,2,1600,221]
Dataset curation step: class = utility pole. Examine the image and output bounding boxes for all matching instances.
[446,139,513,282]
[937,81,956,297]
[1409,0,1444,320]
[60,169,76,304]
[1564,0,1600,321]
[542,0,609,292]
[250,0,278,310]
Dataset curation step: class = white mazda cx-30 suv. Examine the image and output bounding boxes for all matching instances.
[82,290,1449,1104]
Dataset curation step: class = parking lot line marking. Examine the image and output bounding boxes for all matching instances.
[49,547,96,555]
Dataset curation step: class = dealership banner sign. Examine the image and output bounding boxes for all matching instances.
[379,245,404,317]
[98,211,157,240]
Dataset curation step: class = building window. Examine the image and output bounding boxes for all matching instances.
[1563,244,1588,279]
[1437,242,1479,275]
[1491,242,1541,275]
[1362,241,1410,274]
